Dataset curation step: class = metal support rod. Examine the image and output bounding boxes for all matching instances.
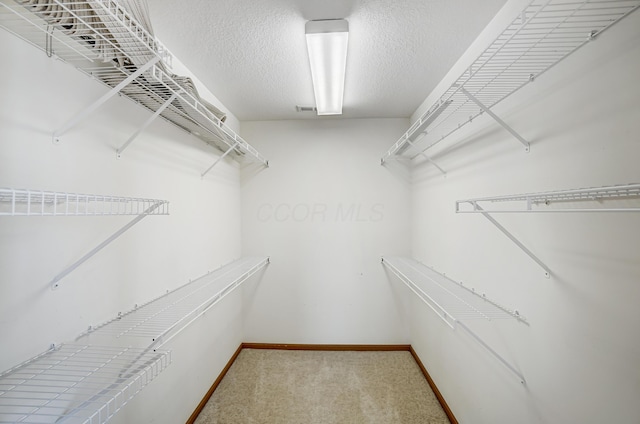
[201,142,239,178]
[50,202,163,289]
[117,93,178,157]
[474,203,551,278]
[53,57,160,143]
[461,87,530,152]
[457,321,526,385]
[404,138,447,176]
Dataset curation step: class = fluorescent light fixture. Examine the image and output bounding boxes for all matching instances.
[305,19,349,115]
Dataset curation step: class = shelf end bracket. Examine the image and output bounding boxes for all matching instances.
[404,139,446,176]
[201,141,240,178]
[473,202,550,278]
[461,88,530,152]
[50,201,164,289]
[53,57,160,143]
[117,93,178,158]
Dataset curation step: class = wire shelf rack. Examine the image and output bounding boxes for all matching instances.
[382,257,525,327]
[0,344,171,424]
[382,256,527,383]
[0,188,169,216]
[381,0,640,165]
[456,183,640,213]
[78,257,270,349]
[0,0,267,166]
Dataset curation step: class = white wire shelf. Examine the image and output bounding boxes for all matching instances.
[382,256,527,383]
[381,0,640,165]
[0,188,169,216]
[456,183,640,213]
[0,343,171,424]
[0,0,268,167]
[78,257,270,349]
[382,257,525,326]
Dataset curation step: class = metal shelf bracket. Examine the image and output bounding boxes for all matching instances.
[461,88,530,152]
[117,92,178,158]
[50,201,167,289]
[472,202,550,278]
[201,141,240,178]
[52,57,161,144]
[404,138,447,176]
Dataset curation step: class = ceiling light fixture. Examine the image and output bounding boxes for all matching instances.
[305,19,349,116]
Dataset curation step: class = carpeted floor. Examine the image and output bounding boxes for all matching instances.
[193,349,451,424]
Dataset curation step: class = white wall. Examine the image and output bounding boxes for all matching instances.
[240,119,412,344]
[0,29,250,423]
[407,10,640,424]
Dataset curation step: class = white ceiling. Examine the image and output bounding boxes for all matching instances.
[148,0,508,121]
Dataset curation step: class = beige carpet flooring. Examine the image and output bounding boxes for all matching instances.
[194,349,451,424]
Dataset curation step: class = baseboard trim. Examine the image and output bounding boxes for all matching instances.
[187,343,457,424]
[185,343,243,424]
[241,342,411,351]
[409,346,459,424]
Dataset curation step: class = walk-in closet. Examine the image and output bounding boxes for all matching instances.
[1,0,639,423]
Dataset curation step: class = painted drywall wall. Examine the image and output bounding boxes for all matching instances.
[240,118,412,344]
[0,29,251,423]
[406,10,640,424]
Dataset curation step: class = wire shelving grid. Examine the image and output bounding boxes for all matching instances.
[456,183,640,213]
[382,256,527,383]
[0,344,171,424]
[0,188,169,216]
[77,257,270,349]
[381,0,640,164]
[0,0,267,166]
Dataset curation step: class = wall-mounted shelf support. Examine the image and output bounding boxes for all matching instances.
[52,57,161,144]
[460,88,530,152]
[382,256,526,384]
[404,138,447,176]
[117,93,178,158]
[201,141,239,178]
[50,201,167,289]
[472,203,550,278]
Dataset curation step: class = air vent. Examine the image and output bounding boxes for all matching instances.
[296,105,317,112]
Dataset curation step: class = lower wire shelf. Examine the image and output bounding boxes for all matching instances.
[78,257,270,349]
[0,256,269,423]
[0,344,171,424]
[382,256,527,384]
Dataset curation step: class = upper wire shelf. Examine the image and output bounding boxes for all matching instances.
[381,0,640,165]
[0,0,268,166]
[77,257,270,349]
[456,183,640,213]
[0,188,169,216]
[0,343,171,424]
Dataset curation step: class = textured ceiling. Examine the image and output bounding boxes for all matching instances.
[148,0,508,121]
